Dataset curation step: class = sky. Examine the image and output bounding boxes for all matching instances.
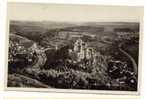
[7,3,144,22]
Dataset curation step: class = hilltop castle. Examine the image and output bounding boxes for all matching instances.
[70,38,99,66]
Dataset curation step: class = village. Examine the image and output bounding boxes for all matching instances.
[8,20,139,91]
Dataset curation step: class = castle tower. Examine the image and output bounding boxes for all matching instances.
[74,38,82,52]
[78,42,87,60]
[55,45,58,50]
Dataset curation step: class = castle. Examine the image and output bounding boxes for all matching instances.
[70,38,99,66]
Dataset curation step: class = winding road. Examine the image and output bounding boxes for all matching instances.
[118,43,137,75]
[32,46,55,68]
[32,50,47,68]
[102,38,138,76]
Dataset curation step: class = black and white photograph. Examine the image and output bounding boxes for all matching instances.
[5,3,143,94]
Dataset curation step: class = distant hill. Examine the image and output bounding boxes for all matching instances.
[10,20,79,42]
[82,22,139,32]
[10,20,78,32]
[10,21,139,32]
[9,20,139,45]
